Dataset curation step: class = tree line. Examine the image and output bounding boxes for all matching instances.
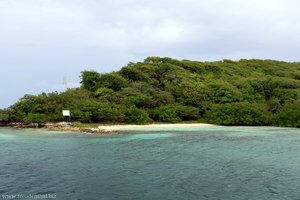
[1,57,300,127]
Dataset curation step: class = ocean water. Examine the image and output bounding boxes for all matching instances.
[0,126,300,200]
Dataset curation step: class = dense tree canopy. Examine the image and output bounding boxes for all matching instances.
[4,57,300,127]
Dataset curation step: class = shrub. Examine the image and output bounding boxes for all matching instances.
[275,102,300,127]
[205,103,270,125]
[124,106,150,124]
[149,106,181,123]
[24,113,48,123]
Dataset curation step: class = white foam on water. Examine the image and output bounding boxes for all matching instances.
[103,132,175,142]
[0,133,17,139]
[125,132,174,140]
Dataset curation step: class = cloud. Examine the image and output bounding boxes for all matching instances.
[1,0,299,57]
[0,0,299,107]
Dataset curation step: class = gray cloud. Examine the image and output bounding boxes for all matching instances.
[0,0,299,107]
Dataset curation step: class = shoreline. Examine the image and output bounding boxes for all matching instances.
[0,122,216,134]
[97,123,215,132]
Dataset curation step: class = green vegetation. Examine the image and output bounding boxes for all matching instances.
[3,57,300,127]
[0,109,9,121]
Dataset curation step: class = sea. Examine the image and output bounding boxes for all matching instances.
[0,126,300,200]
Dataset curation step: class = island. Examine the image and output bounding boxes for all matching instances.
[0,57,299,130]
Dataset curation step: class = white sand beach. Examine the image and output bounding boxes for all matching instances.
[98,123,215,131]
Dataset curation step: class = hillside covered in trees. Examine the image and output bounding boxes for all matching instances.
[1,57,300,127]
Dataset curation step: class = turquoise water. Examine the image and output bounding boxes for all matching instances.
[0,127,300,200]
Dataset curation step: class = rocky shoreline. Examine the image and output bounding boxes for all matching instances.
[0,121,118,134]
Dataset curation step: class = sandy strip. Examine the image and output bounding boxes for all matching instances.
[98,123,215,131]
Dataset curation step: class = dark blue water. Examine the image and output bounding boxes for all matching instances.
[1,127,300,200]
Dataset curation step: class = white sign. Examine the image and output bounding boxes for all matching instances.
[62,110,70,117]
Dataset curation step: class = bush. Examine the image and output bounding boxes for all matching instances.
[0,109,9,120]
[119,88,152,108]
[94,105,126,123]
[149,106,181,123]
[174,105,199,120]
[124,106,150,124]
[207,82,242,104]
[119,67,148,81]
[24,113,48,123]
[80,71,100,92]
[71,109,92,123]
[98,73,128,91]
[205,103,270,125]
[95,87,114,98]
[275,103,300,127]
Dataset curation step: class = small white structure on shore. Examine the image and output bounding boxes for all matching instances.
[62,110,70,117]
[62,110,71,122]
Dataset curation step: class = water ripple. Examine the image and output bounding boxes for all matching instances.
[0,127,300,199]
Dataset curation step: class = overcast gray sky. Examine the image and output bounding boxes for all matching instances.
[1,0,300,108]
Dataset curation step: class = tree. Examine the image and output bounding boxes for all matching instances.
[149,106,181,123]
[98,72,128,91]
[0,109,9,121]
[119,66,149,81]
[4,57,300,127]
[124,106,150,124]
[80,71,100,92]
[275,102,300,127]
[207,82,243,104]
[174,105,199,120]
[205,103,270,126]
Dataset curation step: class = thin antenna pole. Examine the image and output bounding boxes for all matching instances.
[63,75,68,90]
